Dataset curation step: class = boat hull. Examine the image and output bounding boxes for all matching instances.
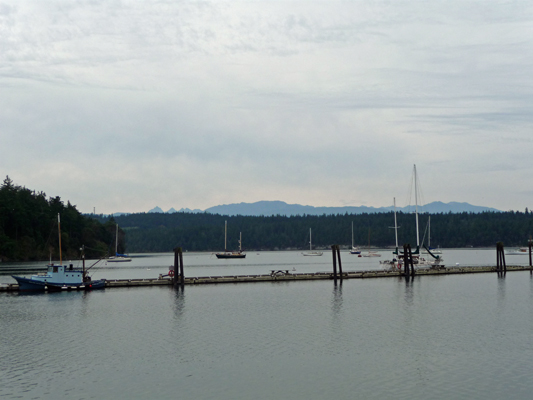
[216,253,246,259]
[12,276,105,291]
[107,257,132,262]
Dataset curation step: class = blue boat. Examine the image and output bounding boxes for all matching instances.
[12,263,105,291]
[11,214,105,291]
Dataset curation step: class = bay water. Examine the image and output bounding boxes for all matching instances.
[2,249,533,399]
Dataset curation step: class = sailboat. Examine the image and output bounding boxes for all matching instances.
[11,214,106,291]
[216,221,246,259]
[302,228,323,256]
[362,228,381,257]
[422,216,442,254]
[392,165,443,267]
[107,223,131,262]
[380,197,402,269]
[350,221,361,254]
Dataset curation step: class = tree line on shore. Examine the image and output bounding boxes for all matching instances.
[3,176,532,260]
[91,208,533,253]
[0,177,124,261]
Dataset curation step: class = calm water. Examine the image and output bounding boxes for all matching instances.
[2,250,533,399]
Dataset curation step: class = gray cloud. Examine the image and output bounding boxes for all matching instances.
[1,0,532,213]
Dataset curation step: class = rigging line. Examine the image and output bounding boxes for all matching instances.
[402,166,415,214]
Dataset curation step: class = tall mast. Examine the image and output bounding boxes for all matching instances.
[351,221,354,248]
[115,223,119,255]
[428,216,431,248]
[224,220,227,252]
[82,245,86,279]
[239,232,242,252]
[58,213,62,265]
[394,197,399,251]
[414,164,420,249]
[310,228,312,251]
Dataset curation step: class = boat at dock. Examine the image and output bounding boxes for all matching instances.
[384,171,443,270]
[11,214,105,291]
[216,221,246,259]
[12,263,105,291]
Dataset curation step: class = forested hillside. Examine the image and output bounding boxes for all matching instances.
[92,209,533,253]
[0,177,123,261]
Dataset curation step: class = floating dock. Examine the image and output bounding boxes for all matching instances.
[1,265,532,292]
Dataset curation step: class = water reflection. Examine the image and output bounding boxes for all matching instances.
[331,284,343,317]
[172,286,186,320]
[403,275,415,307]
[497,272,506,303]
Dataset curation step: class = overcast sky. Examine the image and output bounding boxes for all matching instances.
[1,0,532,214]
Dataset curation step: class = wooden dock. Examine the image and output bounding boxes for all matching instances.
[2,265,532,292]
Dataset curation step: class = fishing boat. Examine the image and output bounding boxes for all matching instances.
[107,223,131,262]
[12,215,106,291]
[216,221,246,259]
[302,228,323,256]
[350,222,361,254]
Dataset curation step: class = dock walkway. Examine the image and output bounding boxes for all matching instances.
[1,265,532,292]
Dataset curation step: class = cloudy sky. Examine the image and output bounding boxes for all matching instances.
[1,0,532,214]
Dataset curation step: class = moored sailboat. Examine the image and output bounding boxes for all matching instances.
[216,221,246,259]
[302,228,323,256]
[389,166,443,269]
[350,222,361,254]
[107,223,131,262]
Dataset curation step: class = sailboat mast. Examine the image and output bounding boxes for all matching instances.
[310,228,312,251]
[82,244,86,279]
[414,164,420,249]
[224,220,227,252]
[394,197,399,250]
[58,213,62,265]
[115,223,119,255]
[428,216,431,248]
[239,232,242,252]
[351,221,354,248]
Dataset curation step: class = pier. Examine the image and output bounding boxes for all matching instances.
[2,265,533,292]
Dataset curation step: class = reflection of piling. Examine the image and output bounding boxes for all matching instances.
[496,242,506,275]
[174,247,184,286]
[403,244,415,277]
[331,245,343,283]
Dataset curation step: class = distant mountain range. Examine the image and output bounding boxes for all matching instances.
[128,200,499,217]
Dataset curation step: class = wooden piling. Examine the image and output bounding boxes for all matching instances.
[331,245,338,282]
[336,245,343,282]
[174,247,184,286]
[403,244,415,277]
[496,242,506,274]
[179,248,184,285]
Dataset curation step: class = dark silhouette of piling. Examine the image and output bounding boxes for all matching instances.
[331,245,343,283]
[174,247,184,286]
[496,242,506,275]
[331,245,338,283]
[336,245,343,282]
[403,244,415,277]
